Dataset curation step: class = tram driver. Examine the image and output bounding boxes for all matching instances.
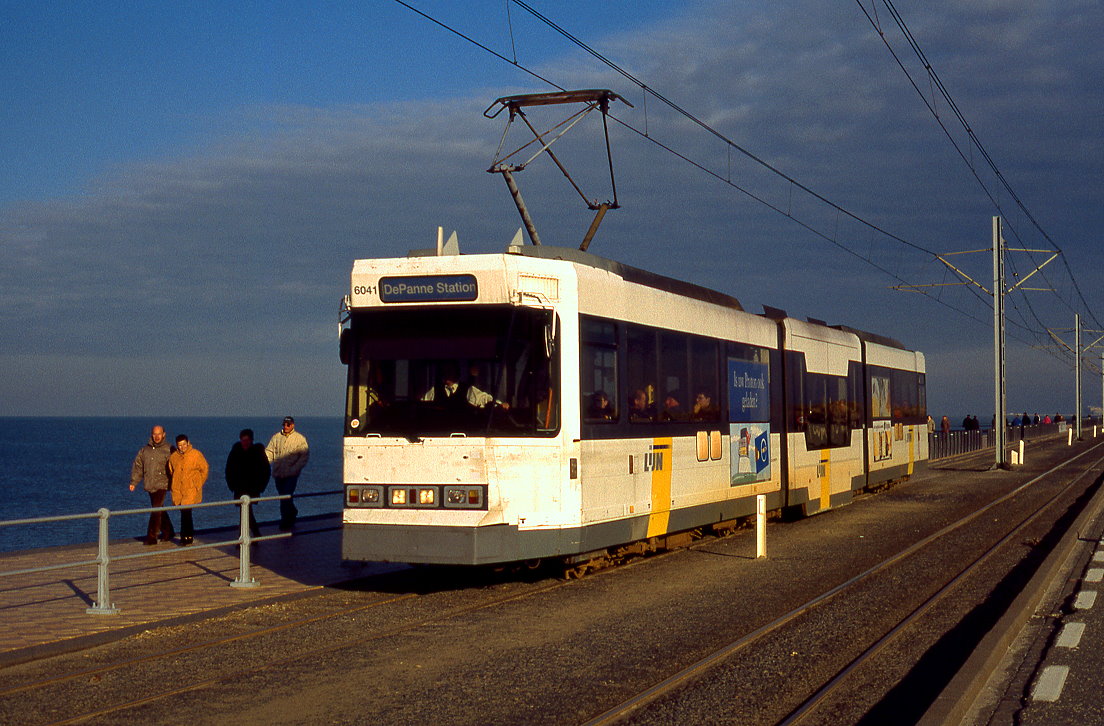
[422,363,510,410]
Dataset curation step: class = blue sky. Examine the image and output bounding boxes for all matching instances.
[2,0,1102,419]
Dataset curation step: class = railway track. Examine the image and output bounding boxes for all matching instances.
[584,442,1104,725]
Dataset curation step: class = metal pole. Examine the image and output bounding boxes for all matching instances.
[993,217,1007,467]
[1075,313,1082,440]
[86,508,119,614]
[499,169,541,246]
[231,496,260,588]
[756,494,766,559]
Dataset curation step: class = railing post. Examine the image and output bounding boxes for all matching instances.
[231,495,260,588]
[86,508,119,614]
[755,494,767,559]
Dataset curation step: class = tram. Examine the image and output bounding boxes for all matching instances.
[339,240,927,568]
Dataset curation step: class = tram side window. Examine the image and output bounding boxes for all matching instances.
[890,369,924,423]
[659,332,689,421]
[869,366,925,424]
[870,374,892,420]
[581,318,618,423]
[626,327,658,422]
[917,373,927,420]
[848,361,864,429]
[689,337,720,422]
[788,353,854,449]
[828,376,850,447]
[804,375,829,449]
[786,353,808,435]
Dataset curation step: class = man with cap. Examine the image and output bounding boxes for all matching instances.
[265,416,310,530]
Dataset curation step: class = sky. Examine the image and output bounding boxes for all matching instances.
[2,0,1102,420]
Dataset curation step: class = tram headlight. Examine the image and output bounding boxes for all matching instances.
[363,487,380,503]
[418,488,435,505]
[391,488,407,505]
[445,487,484,508]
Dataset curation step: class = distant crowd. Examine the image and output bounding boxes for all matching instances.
[128,416,309,546]
[932,412,1067,434]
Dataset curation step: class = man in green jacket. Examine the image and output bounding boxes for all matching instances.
[129,424,175,545]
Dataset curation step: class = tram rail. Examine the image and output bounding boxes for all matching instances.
[583,441,1104,725]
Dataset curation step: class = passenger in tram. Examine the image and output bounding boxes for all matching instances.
[587,391,615,421]
[168,434,209,546]
[422,364,510,410]
[691,392,720,422]
[660,391,687,422]
[628,388,656,422]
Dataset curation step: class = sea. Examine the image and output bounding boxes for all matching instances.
[0,417,344,554]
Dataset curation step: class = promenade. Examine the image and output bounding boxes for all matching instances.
[0,514,400,667]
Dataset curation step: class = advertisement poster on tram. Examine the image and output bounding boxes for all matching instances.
[730,423,771,485]
[872,419,893,461]
[727,358,771,485]
[727,359,770,422]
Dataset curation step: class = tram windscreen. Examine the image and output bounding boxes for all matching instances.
[343,306,559,437]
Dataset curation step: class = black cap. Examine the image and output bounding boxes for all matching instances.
[283,416,295,424]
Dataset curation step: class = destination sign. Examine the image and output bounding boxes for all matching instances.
[379,275,479,303]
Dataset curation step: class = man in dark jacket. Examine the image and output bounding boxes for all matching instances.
[225,428,271,538]
[129,424,175,545]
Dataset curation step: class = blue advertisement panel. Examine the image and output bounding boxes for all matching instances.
[730,424,771,485]
[379,275,478,303]
[727,359,770,423]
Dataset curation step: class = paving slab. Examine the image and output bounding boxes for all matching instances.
[0,514,398,666]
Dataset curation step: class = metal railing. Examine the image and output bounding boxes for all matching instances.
[0,490,341,615]
[928,419,1097,460]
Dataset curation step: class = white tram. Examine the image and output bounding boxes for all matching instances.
[340,242,927,567]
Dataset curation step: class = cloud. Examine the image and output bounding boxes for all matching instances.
[1,0,1101,416]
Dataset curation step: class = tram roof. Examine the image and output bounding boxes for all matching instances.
[831,325,906,350]
[505,244,744,312]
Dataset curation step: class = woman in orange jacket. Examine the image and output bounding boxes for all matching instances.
[169,434,209,545]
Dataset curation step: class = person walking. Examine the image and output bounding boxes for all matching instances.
[168,434,209,546]
[225,428,270,538]
[129,424,176,545]
[266,416,310,530]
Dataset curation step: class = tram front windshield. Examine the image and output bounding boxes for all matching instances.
[343,306,559,437]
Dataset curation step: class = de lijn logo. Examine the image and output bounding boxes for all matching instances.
[644,443,669,472]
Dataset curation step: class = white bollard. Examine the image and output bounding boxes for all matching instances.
[1019,439,1025,465]
[1011,450,1019,466]
[1069,428,1074,446]
[756,494,766,559]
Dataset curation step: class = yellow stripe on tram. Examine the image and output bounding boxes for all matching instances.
[908,427,915,476]
[647,437,673,538]
[820,449,832,511]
